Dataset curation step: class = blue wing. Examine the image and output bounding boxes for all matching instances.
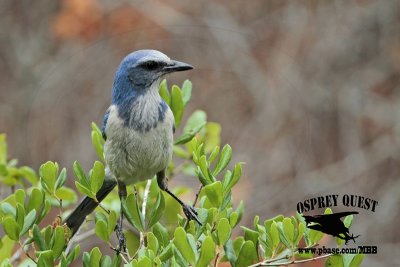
[101,109,110,140]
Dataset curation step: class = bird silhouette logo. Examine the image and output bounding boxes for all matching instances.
[303,211,360,244]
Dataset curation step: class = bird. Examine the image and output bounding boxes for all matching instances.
[64,50,199,251]
[303,211,360,244]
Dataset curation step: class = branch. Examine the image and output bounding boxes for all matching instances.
[250,254,333,266]
[140,180,152,245]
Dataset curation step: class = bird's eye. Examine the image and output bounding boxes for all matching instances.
[142,61,159,70]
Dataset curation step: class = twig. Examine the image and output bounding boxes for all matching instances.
[97,202,111,214]
[110,245,129,264]
[65,227,95,254]
[18,241,37,264]
[10,247,23,264]
[249,253,333,266]
[140,179,152,245]
[193,184,203,207]
[214,252,219,267]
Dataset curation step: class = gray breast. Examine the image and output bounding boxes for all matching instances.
[104,102,174,185]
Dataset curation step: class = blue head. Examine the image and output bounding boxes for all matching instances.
[112,50,193,105]
[108,50,193,132]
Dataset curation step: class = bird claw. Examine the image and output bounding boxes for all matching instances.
[115,226,126,253]
[182,204,202,225]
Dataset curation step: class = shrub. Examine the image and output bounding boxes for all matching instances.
[0,80,364,266]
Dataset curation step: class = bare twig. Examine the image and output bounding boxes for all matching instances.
[140,179,152,245]
[249,253,333,267]
[65,227,95,254]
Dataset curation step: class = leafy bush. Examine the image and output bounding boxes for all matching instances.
[0,80,364,266]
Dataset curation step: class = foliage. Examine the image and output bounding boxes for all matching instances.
[0,80,364,266]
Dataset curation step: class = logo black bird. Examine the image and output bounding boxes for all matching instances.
[303,211,360,244]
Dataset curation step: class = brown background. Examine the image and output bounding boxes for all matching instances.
[1,0,399,266]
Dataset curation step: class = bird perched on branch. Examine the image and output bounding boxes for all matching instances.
[65,50,198,252]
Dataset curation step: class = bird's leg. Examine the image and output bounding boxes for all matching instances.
[116,182,127,253]
[156,170,201,225]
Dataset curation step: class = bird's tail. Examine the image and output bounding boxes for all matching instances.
[64,179,117,236]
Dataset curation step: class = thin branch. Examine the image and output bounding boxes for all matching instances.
[65,227,95,254]
[140,179,152,245]
[18,241,37,264]
[193,184,203,207]
[250,253,333,267]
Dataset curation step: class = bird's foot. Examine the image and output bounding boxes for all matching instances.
[115,226,126,253]
[182,204,202,225]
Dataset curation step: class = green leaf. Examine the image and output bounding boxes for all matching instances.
[159,79,171,106]
[196,235,215,267]
[146,192,165,229]
[213,144,232,176]
[83,252,90,267]
[55,168,67,189]
[55,187,78,204]
[90,247,102,267]
[0,236,15,263]
[107,211,117,237]
[241,227,259,249]
[222,163,242,193]
[173,227,196,265]
[122,193,144,232]
[20,209,36,236]
[19,166,38,185]
[33,224,46,250]
[204,122,221,153]
[90,161,105,194]
[159,243,174,261]
[52,226,66,259]
[75,181,94,199]
[171,85,184,127]
[283,217,295,244]
[223,239,237,267]
[27,188,45,214]
[208,146,220,163]
[152,223,169,247]
[91,131,105,162]
[95,220,109,242]
[229,211,239,227]
[217,218,231,245]
[270,222,280,248]
[349,254,364,267]
[0,203,16,217]
[136,256,152,267]
[0,134,7,164]
[236,240,258,267]
[175,110,207,145]
[182,80,192,105]
[184,110,207,134]
[15,204,25,230]
[91,122,103,136]
[37,250,54,267]
[236,200,245,224]
[202,181,223,207]
[39,161,58,194]
[15,189,26,206]
[73,161,89,187]
[100,256,112,267]
[65,244,80,266]
[147,232,158,254]
[295,222,306,245]
[199,155,212,183]
[325,255,344,267]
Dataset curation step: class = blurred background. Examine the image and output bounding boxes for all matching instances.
[1,0,400,266]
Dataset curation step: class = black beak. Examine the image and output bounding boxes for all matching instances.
[163,60,194,73]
